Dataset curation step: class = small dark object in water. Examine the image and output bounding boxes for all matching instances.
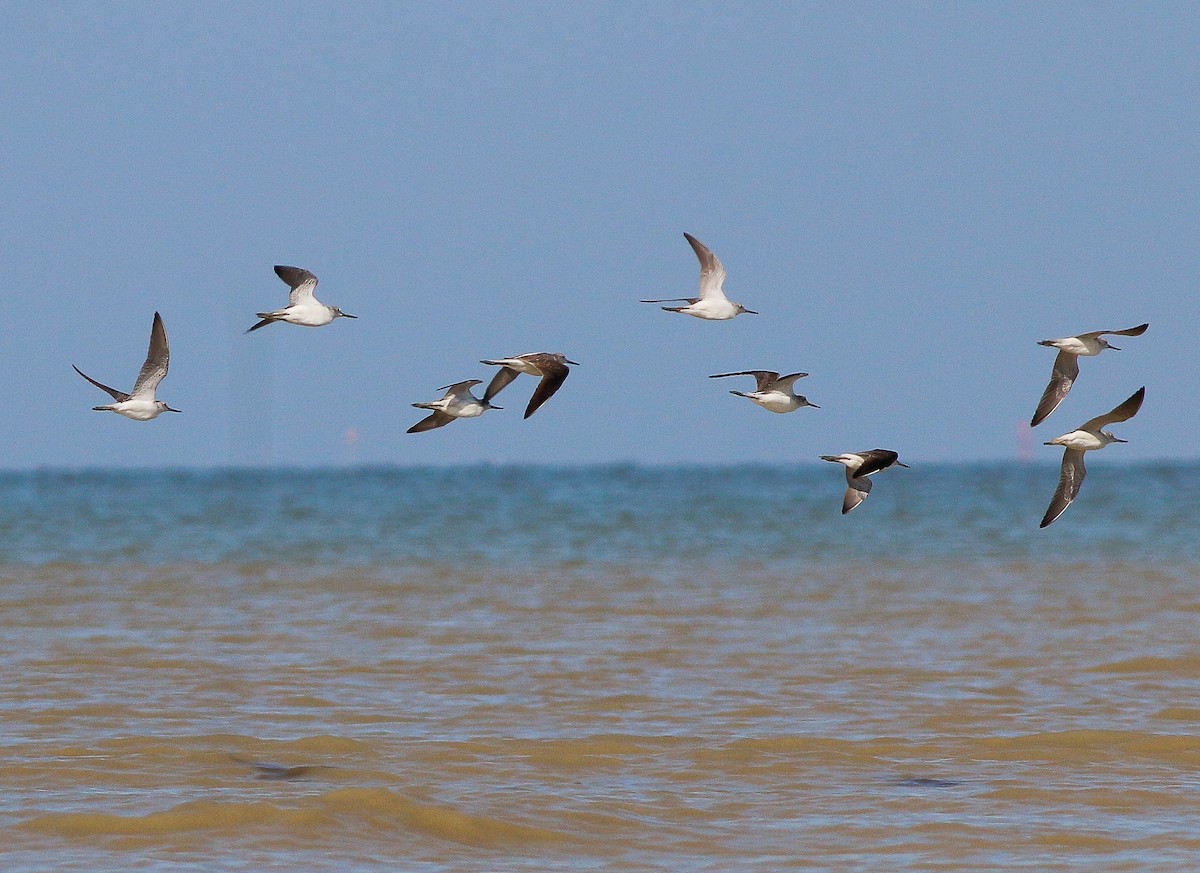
[251,762,314,780]
[891,776,962,788]
[230,755,317,780]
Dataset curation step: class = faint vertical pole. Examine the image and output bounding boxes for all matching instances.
[1017,419,1033,463]
[342,427,360,467]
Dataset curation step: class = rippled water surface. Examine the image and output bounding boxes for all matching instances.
[1,465,1198,871]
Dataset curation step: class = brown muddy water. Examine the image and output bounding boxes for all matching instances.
[1,466,1198,870]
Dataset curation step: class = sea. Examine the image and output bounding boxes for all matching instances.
[1,463,1197,872]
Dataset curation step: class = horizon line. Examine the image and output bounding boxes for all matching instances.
[0,457,1188,475]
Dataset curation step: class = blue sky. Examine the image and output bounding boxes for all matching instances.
[1,4,1195,468]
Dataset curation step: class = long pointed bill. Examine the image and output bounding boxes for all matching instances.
[341,313,358,319]
[566,359,581,365]
[1108,345,1120,350]
[166,406,182,413]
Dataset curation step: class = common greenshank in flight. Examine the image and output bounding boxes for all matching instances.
[709,370,819,413]
[1030,323,1148,426]
[641,233,758,320]
[73,311,180,421]
[480,352,578,419]
[1039,386,1144,528]
[407,379,500,433]
[820,449,908,515]
[246,266,356,333]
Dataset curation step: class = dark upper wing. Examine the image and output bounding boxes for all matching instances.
[483,367,520,403]
[73,365,129,402]
[773,372,809,391]
[407,411,455,433]
[274,265,319,306]
[1098,322,1149,338]
[855,449,901,477]
[1040,448,1086,528]
[1080,386,1145,432]
[524,360,570,419]
[1030,350,1080,427]
[709,371,778,392]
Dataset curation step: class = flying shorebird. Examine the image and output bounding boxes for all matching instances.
[246,266,356,333]
[1030,323,1148,426]
[820,449,909,515]
[709,370,819,413]
[73,311,180,421]
[480,352,578,419]
[407,379,500,433]
[640,233,758,320]
[1039,386,1144,528]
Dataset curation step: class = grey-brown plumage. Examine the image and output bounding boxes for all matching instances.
[246,265,356,332]
[73,311,179,419]
[480,352,578,419]
[708,370,818,413]
[406,410,456,433]
[639,233,758,319]
[1030,323,1148,426]
[407,379,499,433]
[820,449,909,515]
[711,370,802,393]
[1039,387,1145,528]
[73,365,128,403]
